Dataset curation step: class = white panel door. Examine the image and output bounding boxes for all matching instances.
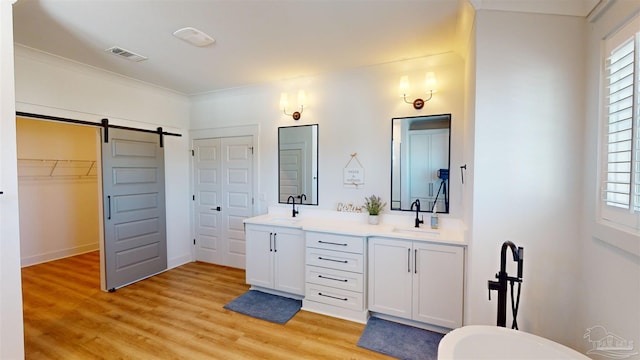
[409,132,429,205]
[193,138,222,264]
[222,136,253,269]
[102,128,167,290]
[408,129,449,212]
[279,147,302,202]
[193,136,253,268]
[430,131,449,212]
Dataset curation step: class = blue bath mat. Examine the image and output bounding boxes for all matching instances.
[357,317,444,360]
[223,290,302,324]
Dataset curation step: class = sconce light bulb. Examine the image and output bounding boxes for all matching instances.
[399,75,410,97]
[297,90,306,107]
[279,93,289,110]
[425,72,437,92]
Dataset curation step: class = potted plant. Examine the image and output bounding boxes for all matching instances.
[364,194,386,225]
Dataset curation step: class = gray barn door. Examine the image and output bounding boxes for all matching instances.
[102,128,167,290]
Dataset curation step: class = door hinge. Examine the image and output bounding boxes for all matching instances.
[252,197,254,205]
[192,195,195,201]
[249,146,254,155]
[191,149,194,156]
[193,239,196,245]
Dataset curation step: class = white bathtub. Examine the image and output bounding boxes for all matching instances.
[438,325,590,359]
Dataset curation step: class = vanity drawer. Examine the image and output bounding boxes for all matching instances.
[306,248,364,273]
[306,265,363,292]
[305,283,364,312]
[306,232,364,254]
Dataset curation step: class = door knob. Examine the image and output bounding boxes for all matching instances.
[211,206,221,211]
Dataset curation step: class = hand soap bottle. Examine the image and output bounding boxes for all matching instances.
[430,205,439,229]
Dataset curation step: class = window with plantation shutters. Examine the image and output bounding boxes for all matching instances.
[604,39,635,208]
[600,14,640,233]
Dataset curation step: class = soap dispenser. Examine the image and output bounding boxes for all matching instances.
[430,205,439,229]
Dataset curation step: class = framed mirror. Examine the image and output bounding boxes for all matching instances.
[391,114,450,213]
[278,124,319,205]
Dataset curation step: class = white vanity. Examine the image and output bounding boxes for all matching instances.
[244,209,466,333]
[304,231,367,321]
[245,224,305,296]
[368,237,464,330]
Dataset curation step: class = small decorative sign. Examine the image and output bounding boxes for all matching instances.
[344,168,364,185]
[337,202,363,213]
[344,153,364,188]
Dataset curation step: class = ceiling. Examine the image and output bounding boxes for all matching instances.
[12,0,599,96]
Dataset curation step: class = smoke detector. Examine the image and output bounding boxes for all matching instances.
[173,27,215,47]
[105,46,148,62]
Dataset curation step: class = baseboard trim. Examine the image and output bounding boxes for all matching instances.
[302,299,369,324]
[369,312,452,334]
[248,286,304,301]
[21,243,99,267]
[168,253,193,269]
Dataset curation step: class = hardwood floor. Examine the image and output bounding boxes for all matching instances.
[22,252,391,359]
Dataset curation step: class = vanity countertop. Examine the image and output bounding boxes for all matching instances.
[244,211,466,246]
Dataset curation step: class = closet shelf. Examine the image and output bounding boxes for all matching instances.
[17,158,97,179]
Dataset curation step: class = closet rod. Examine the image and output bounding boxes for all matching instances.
[16,112,182,138]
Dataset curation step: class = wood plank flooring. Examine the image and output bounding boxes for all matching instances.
[22,252,391,359]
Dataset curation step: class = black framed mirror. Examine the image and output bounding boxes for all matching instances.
[278,124,318,205]
[391,114,450,213]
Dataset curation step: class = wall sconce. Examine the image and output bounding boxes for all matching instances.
[399,72,437,110]
[280,90,306,120]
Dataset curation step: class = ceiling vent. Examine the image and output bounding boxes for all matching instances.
[105,46,148,62]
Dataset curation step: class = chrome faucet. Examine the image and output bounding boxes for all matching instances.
[287,195,298,217]
[410,199,424,228]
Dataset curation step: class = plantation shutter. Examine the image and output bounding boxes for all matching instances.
[603,37,636,211]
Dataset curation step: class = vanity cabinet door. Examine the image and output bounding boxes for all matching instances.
[245,225,275,289]
[413,242,464,328]
[368,237,413,319]
[368,237,465,329]
[245,224,304,296]
[273,229,305,295]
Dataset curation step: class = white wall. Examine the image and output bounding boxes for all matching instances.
[581,0,640,357]
[191,53,466,218]
[14,45,193,270]
[0,1,25,358]
[469,10,586,349]
[19,179,99,265]
[16,118,100,266]
[460,0,477,326]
